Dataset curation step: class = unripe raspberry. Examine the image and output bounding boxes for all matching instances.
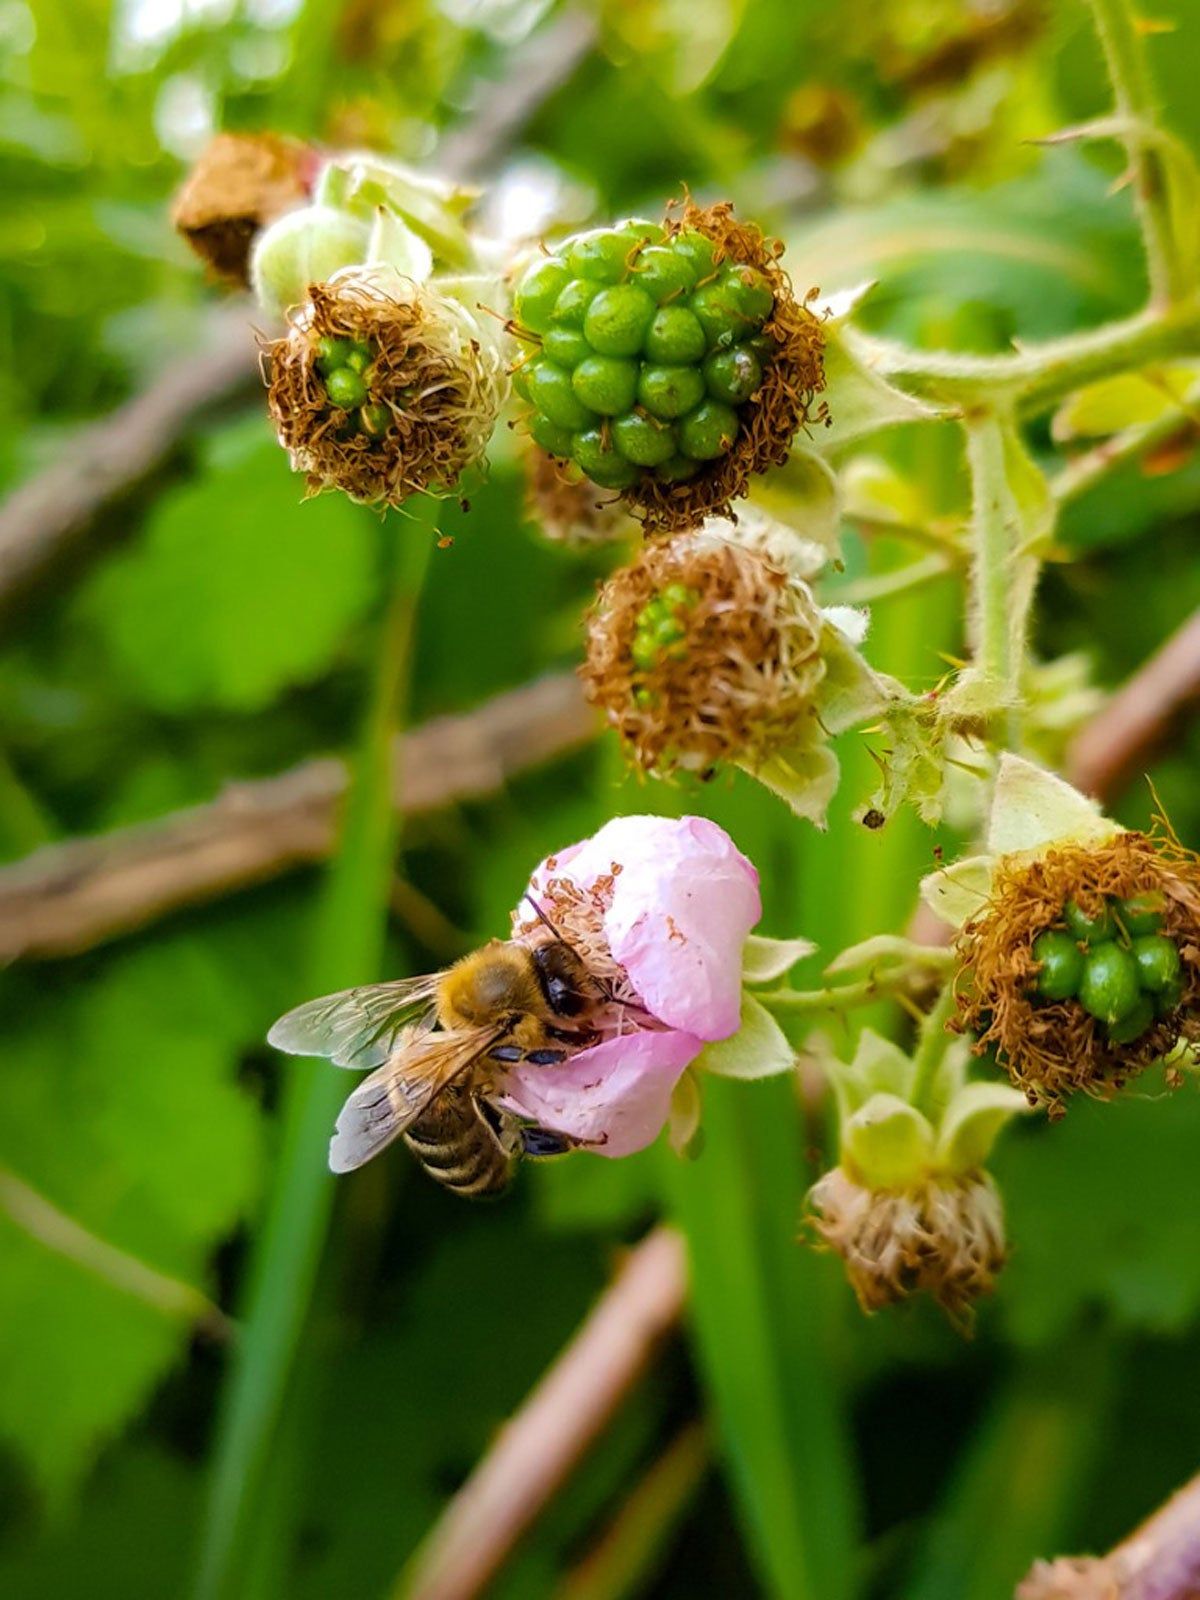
[511,202,826,532]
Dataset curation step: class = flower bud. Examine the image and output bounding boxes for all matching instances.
[251,204,372,319]
[172,132,315,285]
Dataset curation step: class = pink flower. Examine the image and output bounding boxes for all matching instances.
[497,815,761,1157]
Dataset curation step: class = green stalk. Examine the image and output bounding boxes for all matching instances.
[193,503,438,1600]
[1086,0,1193,307]
[907,984,958,1122]
[662,1075,860,1600]
[963,410,1026,745]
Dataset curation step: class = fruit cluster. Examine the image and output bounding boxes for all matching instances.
[1031,894,1184,1044]
[629,584,697,708]
[512,221,777,491]
[314,335,391,439]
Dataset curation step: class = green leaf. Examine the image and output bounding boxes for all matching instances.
[695,992,795,1081]
[0,938,266,1504]
[741,933,818,984]
[1051,364,1200,440]
[77,421,377,714]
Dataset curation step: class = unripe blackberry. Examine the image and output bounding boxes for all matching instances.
[511,202,826,532]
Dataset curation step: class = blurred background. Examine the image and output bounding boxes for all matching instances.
[3,1,1200,1596]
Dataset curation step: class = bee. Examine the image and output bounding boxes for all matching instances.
[267,923,599,1197]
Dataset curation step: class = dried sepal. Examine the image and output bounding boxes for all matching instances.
[172,132,315,285]
[264,267,509,507]
[954,830,1200,1112]
[623,200,828,534]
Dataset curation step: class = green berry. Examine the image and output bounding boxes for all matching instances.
[1131,933,1182,994]
[637,364,706,421]
[631,634,660,671]
[721,263,774,322]
[568,228,638,282]
[511,363,534,402]
[1065,899,1115,944]
[316,336,354,373]
[515,258,573,334]
[343,341,374,374]
[572,356,638,416]
[612,411,676,466]
[572,427,640,488]
[1107,993,1156,1045]
[671,230,717,279]
[633,686,657,708]
[652,612,684,646]
[541,327,591,368]
[1078,942,1142,1025]
[1115,893,1165,937]
[661,582,695,608]
[631,245,696,303]
[529,413,574,456]
[644,306,707,364]
[527,361,591,430]
[689,281,747,348]
[1155,974,1185,1017]
[584,285,657,357]
[325,367,368,409]
[678,400,740,460]
[359,402,391,438]
[1032,929,1085,1002]
[703,344,763,404]
[551,278,601,329]
[655,455,703,482]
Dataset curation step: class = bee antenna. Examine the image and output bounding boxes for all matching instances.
[523,892,571,946]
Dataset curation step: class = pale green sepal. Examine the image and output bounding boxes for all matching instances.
[694,993,795,1081]
[366,206,434,282]
[744,735,839,828]
[773,448,842,556]
[842,1093,935,1189]
[819,325,946,452]
[331,154,476,268]
[825,934,953,981]
[986,753,1120,858]
[816,620,890,735]
[920,856,994,928]
[250,205,372,319]
[741,934,818,984]
[667,1068,703,1157]
[843,1029,917,1106]
[935,1082,1031,1176]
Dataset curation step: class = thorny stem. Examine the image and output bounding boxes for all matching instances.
[963,410,1025,744]
[1085,0,1194,308]
[842,299,1200,413]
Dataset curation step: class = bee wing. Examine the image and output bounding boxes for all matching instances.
[328,1025,503,1173]
[267,974,442,1069]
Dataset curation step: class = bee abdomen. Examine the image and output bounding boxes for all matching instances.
[404,1099,514,1199]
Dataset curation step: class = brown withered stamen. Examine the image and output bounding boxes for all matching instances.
[172,133,314,285]
[523,446,636,549]
[264,271,506,508]
[625,199,827,535]
[581,530,825,776]
[954,831,1200,1112]
[808,1166,1007,1328]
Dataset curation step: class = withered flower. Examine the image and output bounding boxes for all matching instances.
[171,132,315,285]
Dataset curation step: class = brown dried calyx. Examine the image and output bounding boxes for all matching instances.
[627,199,828,535]
[808,1166,1007,1325]
[265,271,506,507]
[523,446,636,549]
[172,132,315,285]
[581,528,825,776]
[955,831,1200,1112]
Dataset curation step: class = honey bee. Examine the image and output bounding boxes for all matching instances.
[267,925,599,1197]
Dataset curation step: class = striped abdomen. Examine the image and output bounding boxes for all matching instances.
[402,1083,515,1198]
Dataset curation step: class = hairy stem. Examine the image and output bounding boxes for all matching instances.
[1085,0,1192,307]
[907,984,959,1121]
[963,411,1023,736]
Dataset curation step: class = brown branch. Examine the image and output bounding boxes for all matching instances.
[0,9,596,611]
[397,1226,688,1600]
[1065,608,1200,802]
[0,673,593,962]
[1018,1467,1200,1600]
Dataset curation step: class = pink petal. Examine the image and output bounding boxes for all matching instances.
[600,816,760,1040]
[497,1028,703,1158]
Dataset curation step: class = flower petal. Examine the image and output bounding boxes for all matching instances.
[498,1028,703,1158]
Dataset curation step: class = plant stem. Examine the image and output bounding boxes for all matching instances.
[1085,0,1191,307]
[842,298,1200,412]
[192,504,438,1600]
[963,410,1022,737]
[907,984,959,1121]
